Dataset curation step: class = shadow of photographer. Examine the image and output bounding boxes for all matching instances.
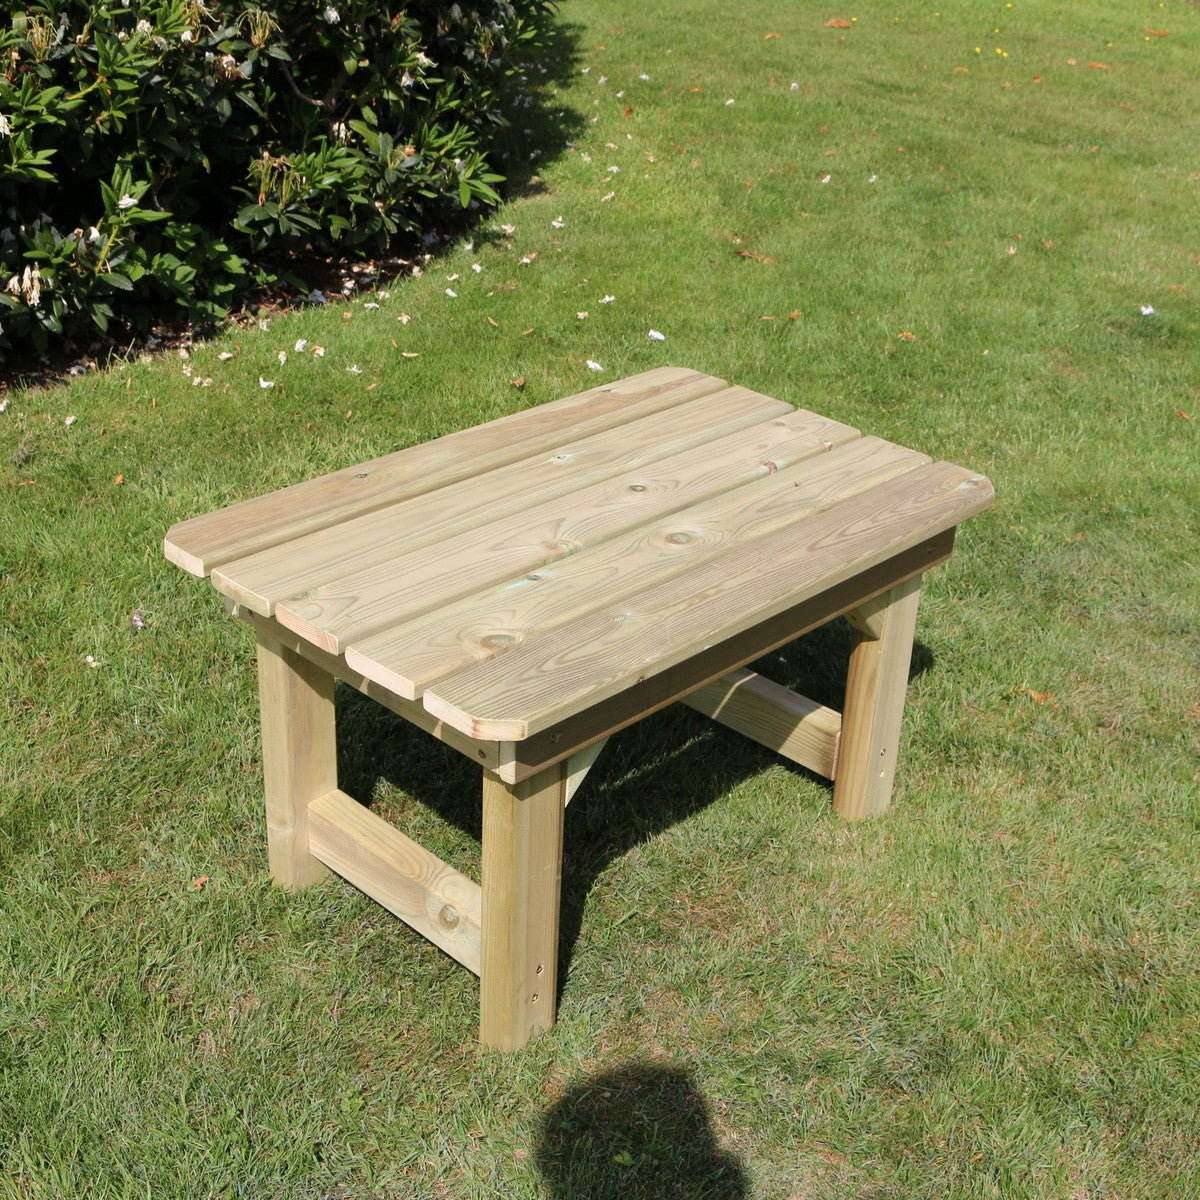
[536,1061,748,1199]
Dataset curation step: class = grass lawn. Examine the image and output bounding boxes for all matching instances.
[2,1,1198,1196]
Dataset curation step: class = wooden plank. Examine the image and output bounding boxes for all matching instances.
[211,385,795,617]
[496,532,955,785]
[424,465,993,741]
[344,436,923,701]
[480,762,567,1050]
[308,788,483,974]
[832,576,923,820]
[564,739,608,806]
[255,631,335,890]
[271,407,861,656]
[164,366,727,578]
[681,669,841,780]
[231,604,504,774]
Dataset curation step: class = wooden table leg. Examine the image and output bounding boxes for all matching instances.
[256,630,335,889]
[479,761,568,1050]
[833,575,923,821]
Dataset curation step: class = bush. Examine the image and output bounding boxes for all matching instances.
[0,0,555,358]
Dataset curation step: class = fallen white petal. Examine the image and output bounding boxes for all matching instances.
[445,288,458,297]
[65,415,77,426]
[1141,304,1155,315]
[601,295,615,303]
[363,301,380,310]
[218,351,234,361]
[294,339,309,352]
[648,329,665,341]
[347,364,362,374]
[277,350,287,364]
[587,360,603,371]
[259,377,275,388]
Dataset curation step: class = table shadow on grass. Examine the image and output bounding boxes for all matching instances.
[331,618,933,997]
[536,1061,747,1199]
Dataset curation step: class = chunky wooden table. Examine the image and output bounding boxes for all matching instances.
[165,367,993,1049]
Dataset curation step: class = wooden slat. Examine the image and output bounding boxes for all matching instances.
[682,669,841,780]
[308,789,483,974]
[164,366,727,577]
[496,532,955,785]
[270,407,861,655]
[343,436,925,700]
[210,385,794,616]
[423,465,994,741]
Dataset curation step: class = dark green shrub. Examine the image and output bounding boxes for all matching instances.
[0,0,555,358]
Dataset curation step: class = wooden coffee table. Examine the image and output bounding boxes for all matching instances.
[165,366,993,1049]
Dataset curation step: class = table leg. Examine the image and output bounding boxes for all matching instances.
[833,575,923,820]
[256,630,335,889]
[479,761,568,1050]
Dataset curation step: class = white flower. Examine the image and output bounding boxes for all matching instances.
[180,29,192,42]
[117,194,136,210]
[401,71,415,88]
[324,6,340,22]
[332,121,349,143]
[135,19,151,34]
[87,226,102,243]
[259,377,275,389]
[648,329,665,341]
[0,114,10,138]
[587,360,603,371]
[1140,304,1155,315]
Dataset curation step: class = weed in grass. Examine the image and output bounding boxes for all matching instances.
[3,2,1199,1198]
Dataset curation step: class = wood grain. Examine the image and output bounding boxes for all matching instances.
[270,407,857,655]
[211,385,793,617]
[423,464,993,740]
[165,366,727,577]
[343,435,921,700]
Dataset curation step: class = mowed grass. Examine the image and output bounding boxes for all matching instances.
[2,1,1198,1197]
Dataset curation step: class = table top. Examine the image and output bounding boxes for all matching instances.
[166,367,993,742]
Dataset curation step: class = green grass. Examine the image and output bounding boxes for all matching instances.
[3,1,1198,1196]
